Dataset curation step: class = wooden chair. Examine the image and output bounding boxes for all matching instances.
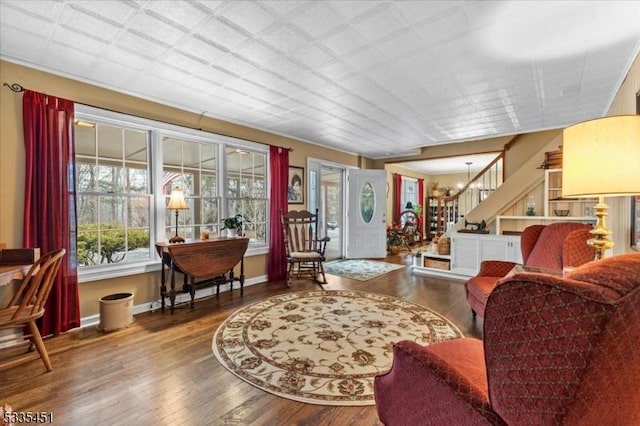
[281,209,330,286]
[0,248,66,372]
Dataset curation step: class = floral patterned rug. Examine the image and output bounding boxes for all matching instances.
[323,259,405,281]
[212,290,463,405]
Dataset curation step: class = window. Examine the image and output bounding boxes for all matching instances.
[401,177,417,210]
[162,136,219,240]
[74,106,269,281]
[75,120,152,267]
[225,147,267,244]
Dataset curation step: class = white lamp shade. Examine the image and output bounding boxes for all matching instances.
[167,187,188,209]
[562,115,640,198]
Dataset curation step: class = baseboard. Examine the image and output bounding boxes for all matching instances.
[80,274,268,329]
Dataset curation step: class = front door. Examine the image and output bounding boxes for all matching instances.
[346,169,387,258]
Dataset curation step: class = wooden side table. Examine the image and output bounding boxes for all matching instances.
[155,238,249,313]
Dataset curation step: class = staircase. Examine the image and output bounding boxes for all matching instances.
[434,131,564,235]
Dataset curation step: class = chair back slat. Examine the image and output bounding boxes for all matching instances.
[281,210,321,254]
[8,249,66,321]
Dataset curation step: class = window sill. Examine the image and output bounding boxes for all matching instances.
[78,245,269,283]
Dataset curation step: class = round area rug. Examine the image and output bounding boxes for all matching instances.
[212,290,463,406]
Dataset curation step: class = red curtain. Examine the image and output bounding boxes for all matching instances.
[393,173,403,224]
[267,146,289,281]
[22,90,80,336]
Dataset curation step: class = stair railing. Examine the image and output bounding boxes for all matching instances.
[439,153,504,233]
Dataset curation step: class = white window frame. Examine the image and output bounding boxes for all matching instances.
[76,105,269,283]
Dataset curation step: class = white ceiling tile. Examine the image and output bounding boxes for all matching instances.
[236,40,280,65]
[288,43,335,69]
[177,35,227,63]
[259,0,304,17]
[0,4,57,39]
[129,10,187,46]
[69,0,139,25]
[220,1,276,35]
[100,45,153,71]
[195,16,251,51]
[329,1,384,21]
[60,4,123,40]
[291,3,345,38]
[260,24,310,53]
[143,1,211,30]
[351,5,405,42]
[86,59,138,87]
[321,26,367,56]
[0,26,49,62]
[217,53,259,77]
[115,29,170,58]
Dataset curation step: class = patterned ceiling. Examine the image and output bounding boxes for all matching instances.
[1,1,639,160]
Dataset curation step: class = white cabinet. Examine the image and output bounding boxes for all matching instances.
[479,235,522,264]
[450,233,479,276]
[414,233,522,278]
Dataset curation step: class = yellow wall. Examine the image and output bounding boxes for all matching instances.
[0,60,360,317]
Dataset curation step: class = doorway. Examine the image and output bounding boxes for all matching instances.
[308,159,350,261]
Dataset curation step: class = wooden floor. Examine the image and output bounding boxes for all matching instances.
[0,252,482,426]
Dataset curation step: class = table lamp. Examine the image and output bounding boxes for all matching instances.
[167,187,189,243]
[562,115,640,259]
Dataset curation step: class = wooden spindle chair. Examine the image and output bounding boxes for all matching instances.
[281,209,330,286]
[0,248,66,372]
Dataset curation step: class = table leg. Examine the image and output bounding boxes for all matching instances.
[239,257,245,295]
[189,276,195,309]
[170,260,177,314]
[160,257,167,312]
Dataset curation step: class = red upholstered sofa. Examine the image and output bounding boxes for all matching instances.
[466,222,595,318]
[374,253,640,425]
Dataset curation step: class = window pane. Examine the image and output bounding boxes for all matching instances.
[75,124,96,156]
[76,162,96,192]
[97,163,124,193]
[163,136,222,240]
[100,195,125,226]
[224,148,267,245]
[97,124,123,159]
[124,129,147,162]
[77,195,98,227]
[128,196,150,227]
[200,174,216,197]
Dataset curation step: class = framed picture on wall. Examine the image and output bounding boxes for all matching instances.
[288,166,304,204]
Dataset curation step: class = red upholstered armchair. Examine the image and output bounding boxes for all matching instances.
[466,222,595,318]
[374,253,640,425]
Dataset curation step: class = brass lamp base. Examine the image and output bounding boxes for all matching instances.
[588,196,614,260]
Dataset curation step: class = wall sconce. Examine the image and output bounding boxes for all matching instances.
[167,187,189,243]
[563,115,640,259]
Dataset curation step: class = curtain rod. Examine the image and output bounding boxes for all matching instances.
[3,82,293,152]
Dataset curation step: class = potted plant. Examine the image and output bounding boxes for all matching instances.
[221,214,248,237]
[386,224,405,254]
